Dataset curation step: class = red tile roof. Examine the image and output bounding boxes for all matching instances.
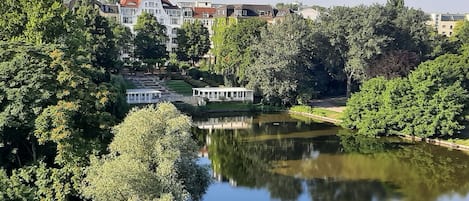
[120,0,140,7]
[193,7,216,18]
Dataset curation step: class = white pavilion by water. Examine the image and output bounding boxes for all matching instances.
[126,89,162,104]
[192,87,254,102]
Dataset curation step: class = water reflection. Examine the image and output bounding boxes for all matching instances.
[194,113,469,201]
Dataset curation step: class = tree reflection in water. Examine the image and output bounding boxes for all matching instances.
[194,113,469,201]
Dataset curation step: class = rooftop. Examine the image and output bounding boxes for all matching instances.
[193,7,216,18]
[193,87,253,92]
[127,89,162,93]
[120,0,140,7]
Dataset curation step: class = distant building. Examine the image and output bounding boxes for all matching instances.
[214,4,276,22]
[180,2,216,34]
[298,7,320,21]
[118,0,183,52]
[64,0,120,22]
[176,0,212,8]
[95,1,120,22]
[428,13,469,37]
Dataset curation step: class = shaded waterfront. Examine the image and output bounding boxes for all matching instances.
[193,113,469,201]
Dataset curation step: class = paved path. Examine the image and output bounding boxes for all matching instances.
[310,97,347,112]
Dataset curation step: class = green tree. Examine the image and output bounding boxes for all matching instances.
[176,21,210,66]
[0,41,122,200]
[0,0,69,43]
[319,5,391,97]
[215,18,267,86]
[82,103,210,201]
[134,12,168,71]
[343,53,469,138]
[74,0,118,78]
[318,3,433,96]
[0,43,58,168]
[110,18,133,67]
[246,14,317,106]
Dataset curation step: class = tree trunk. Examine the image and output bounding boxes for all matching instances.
[32,142,37,162]
[346,75,352,98]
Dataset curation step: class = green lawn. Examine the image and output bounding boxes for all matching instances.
[290,105,343,120]
[449,139,469,146]
[165,80,193,96]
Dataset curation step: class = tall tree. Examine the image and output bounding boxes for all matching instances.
[74,0,118,79]
[319,3,433,96]
[82,103,210,201]
[110,18,133,67]
[134,12,167,71]
[0,41,122,200]
[246,14,316,106]
[215,18,267,86]
[319,5,392,97]
[176,20,210,66]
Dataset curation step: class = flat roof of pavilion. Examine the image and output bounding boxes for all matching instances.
[126,89,162,93]
[193,87,253,92]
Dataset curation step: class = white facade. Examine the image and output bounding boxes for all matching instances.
[192,87,254,102]
[118,0,183,52]
[126,89,162,104]
[299,8,320,21]
[176,0,211,8]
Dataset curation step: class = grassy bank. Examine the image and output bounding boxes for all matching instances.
[165,80,193,96]
[448,139,469,146]
[290,105,343,120]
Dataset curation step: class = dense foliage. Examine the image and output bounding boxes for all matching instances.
[343,12,469,138]
[211,1,442,105]
[134,12,168,70]
[0,0,133,198]
[82,103,210,201]
[176,21,211,66]
[246,15,318,106]
[213,18,267,86]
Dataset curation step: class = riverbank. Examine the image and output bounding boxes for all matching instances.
[289,104,469,152]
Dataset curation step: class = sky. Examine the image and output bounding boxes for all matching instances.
[212,0,469,13]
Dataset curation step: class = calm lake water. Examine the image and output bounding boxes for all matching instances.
[192,112,469,201]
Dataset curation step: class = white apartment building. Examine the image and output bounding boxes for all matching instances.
[118,0,183,52]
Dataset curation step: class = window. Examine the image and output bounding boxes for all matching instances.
[184,10,192,17]
[148,2,154,7]
[442,25,446,28]
[123,17,131,23]
[172,28,178,34]
[171,18,179,25]
[450,25,453,29]
[259,10,265,16]
[242,9,247,16]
